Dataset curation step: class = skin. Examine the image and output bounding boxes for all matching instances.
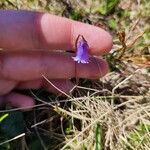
[0,10,113,109]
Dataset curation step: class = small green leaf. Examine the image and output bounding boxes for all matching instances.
[108,19,117,29]
[0,114,9,122]
[70,10,82,20]
[95,123,102,150]
[96,0,119,15]
[96,3,107,15]
[106,0,119,13]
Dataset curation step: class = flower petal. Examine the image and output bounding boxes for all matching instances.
[72,35,89,64]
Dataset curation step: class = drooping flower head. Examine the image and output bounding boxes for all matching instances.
[72,35,89,64]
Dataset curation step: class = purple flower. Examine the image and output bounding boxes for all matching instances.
[72,35,89,64]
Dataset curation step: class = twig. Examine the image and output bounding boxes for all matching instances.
[0,133,25,146]
[33,110,47,150]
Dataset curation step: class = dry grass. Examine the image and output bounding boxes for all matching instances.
[0,0,150,150]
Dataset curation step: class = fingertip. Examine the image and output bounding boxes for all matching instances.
[98,57,110,76]
[77,57,109,79]
[93,57,110,78]
[0,80,17,95]
[100,30,113,54]
[72,21,113,55]
[5,92,35,110]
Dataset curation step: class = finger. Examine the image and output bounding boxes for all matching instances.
[0,10,112,55]
[0,79,17,95]
[17,79,75,96]
[5,92,35,108]
[0,51,109,81]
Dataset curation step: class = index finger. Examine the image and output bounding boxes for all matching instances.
[0,10,112,55]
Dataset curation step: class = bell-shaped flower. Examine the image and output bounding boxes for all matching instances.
[72,35,89,64]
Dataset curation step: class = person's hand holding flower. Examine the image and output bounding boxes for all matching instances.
[0,10,112,109]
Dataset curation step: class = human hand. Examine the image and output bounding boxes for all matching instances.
[0,10,112,109]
